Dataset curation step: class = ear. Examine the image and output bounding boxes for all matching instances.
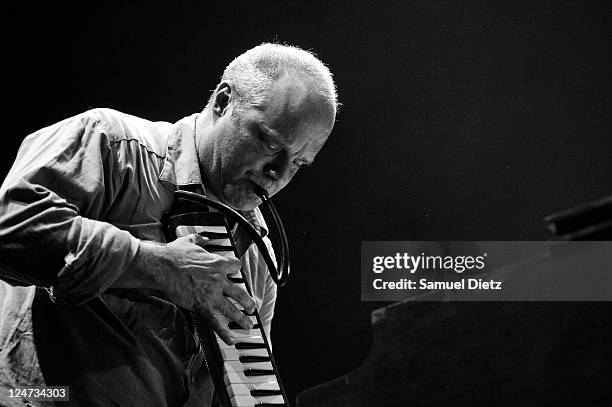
[213,81,233,118]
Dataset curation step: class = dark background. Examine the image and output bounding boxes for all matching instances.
[4,0,611,402]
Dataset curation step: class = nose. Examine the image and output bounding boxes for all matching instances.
[263,152,291,182]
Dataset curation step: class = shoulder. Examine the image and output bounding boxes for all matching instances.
[44,108,172,157]
[70,108,173,157]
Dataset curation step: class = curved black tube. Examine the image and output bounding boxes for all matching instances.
[172,190,291,286]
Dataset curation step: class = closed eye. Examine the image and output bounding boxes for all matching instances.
[265,142,282,152]
[257,129,282,154]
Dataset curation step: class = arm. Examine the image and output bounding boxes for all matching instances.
[114,235,256,344]
[0,111,255,343]
[0,112,138,302]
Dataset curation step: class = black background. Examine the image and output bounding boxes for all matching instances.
[4,0,611,402]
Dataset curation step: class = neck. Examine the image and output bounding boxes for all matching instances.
[195,107,225,206]
[195,107,214,148]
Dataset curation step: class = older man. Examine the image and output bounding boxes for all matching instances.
[0,43,337,406]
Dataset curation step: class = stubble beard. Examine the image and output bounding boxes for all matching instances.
[223,182,260,211]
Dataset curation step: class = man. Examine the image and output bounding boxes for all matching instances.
[0,43,338,406]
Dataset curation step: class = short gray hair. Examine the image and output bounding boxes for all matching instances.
[208,43,339,115]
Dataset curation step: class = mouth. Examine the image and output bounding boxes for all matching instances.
[244,179,270,200]
[253,184,269,200]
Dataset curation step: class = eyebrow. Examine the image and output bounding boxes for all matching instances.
[260,124,281,141]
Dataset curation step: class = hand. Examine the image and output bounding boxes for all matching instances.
[163,234,256,344]
[115,234,256,345]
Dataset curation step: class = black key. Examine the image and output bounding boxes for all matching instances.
[229,322,261,330]
[255,403,286,406]
[239,355,270,363]
[244,369,276,377]
[251,389,282,397]
[229,277,245,284]
[198,231,228,239]
[204,244,234,252]
[235,342,267,350]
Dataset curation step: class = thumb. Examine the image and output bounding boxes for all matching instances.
[189,233,209,248]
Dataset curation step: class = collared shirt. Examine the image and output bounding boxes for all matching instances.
[0,108,277,406]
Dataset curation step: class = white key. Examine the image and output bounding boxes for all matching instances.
[234,336,265,344]
[224,370,277,384]
[175,225,201,237]
[216,334,264,349]
[229,329,262,339]
[204,236,231,246]
[226,381,280,397]
[225,361,273,371]
[230,394,285,407]
[214,250,237,258]
[220,348,268,361]
[220,348,269,360]
[199,226,228,234]
[176,225,226,237]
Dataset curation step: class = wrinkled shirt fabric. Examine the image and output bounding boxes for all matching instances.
[0,109,277,406]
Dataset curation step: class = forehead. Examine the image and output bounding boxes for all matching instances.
[252,75,335,147]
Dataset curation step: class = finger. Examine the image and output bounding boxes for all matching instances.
[218,297,253,330]
[224,284,256,314]
[221,257,242,277]
[188,233,209,248]
[209,312,236,345]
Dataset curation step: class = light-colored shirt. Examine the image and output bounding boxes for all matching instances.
[0,108,277,406]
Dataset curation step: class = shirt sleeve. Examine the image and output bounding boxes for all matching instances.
[0,111,140,305]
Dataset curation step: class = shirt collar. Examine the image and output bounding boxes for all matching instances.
[159,113,203,189]
[158,113,269,237]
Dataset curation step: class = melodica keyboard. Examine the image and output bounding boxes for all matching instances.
[168,210,290,407]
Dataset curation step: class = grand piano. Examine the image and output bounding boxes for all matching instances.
[297,196,612,406]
